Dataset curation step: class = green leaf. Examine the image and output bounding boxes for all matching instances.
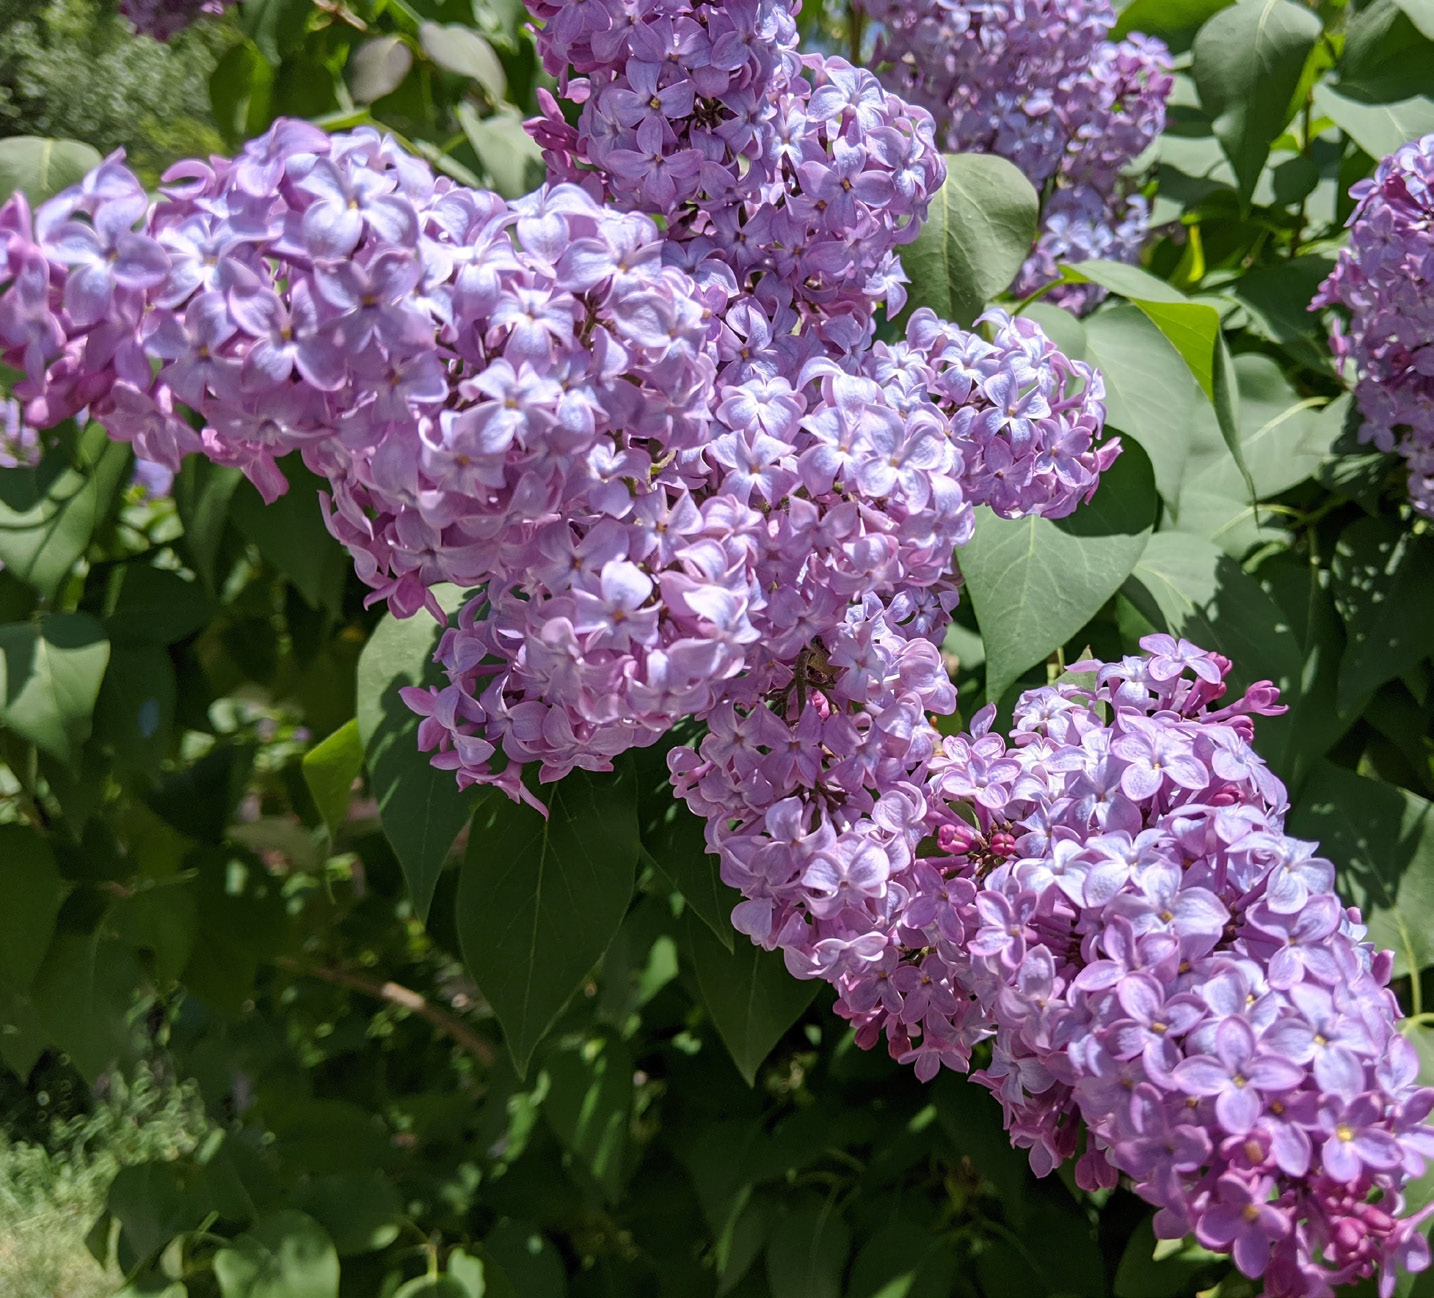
[0,826,62,992]
[1253,553,1361,791]
[764,1202,851,1298]
[543,1030,634,1202]
[959,440,1157,703]
[1166,489,1281,559]
[1063,260,1220,401]
[480,1223,564,1298]
[91,643,177,775]
[457,766,639,1077]
[449,1248,519,1298]
[113,883,197,987]
[1081,305,1199,505]
[1114,1217,1226,1298]
[1312,84,1434,161]
[1210,332,1252,502]
[1229,254,1338,375]
[26,918,143,1081]
[394,1281,471,1298]
[847,1221,962,1298]
[105,565,216,646]
[0,432,132,600]
[355,598,475,921]
[1121,531,1302,699]
[634,744,733,951]
[683,908,820,1086]
[1338,0,1434,103]
[350,34,413,103]
[0,613,110,764]
[301,719,363,840]
[1288,763,1434,978]
[900,153,1039,327]
[1396,0,1434,39]
[174,457,244,592]
[1192,0,1322,202]
[1186,357,1347,500]
[287,1172,403,1257]
[1062,261,1254,498]
[214,1211,340,1298]
[108,1160,215,1263]
[229,457,348,614]
[0,135,101,203]
[420,22,506,98]
[1112,0,1234,52]
[456,104,553,199]
[210,41,275,146]
[115,1282,186,1298]
[1331,517,1434,712]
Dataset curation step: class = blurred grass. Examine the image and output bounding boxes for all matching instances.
[0,1065,206,1298]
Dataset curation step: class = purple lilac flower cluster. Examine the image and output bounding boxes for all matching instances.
[413,299,1110,797]
[857,0,1172,313]
[0,114,1109,806]
[1314,134,1434,518]
[117,0,235,41]
[676,633,1434,1294]
[527,0,945,336]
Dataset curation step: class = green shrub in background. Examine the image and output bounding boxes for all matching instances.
[0,0,227,182]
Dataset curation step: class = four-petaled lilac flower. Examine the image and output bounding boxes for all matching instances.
[45,197,168,325]
[1196,1174,1291,1277]
[1173,1018,1304,1134]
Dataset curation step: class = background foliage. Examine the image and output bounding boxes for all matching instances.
[0,0,1432,1296]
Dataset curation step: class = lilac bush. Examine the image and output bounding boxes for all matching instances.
[1314,134,1434,518]
[858,0,1173,312]
[0,1,1428,1288]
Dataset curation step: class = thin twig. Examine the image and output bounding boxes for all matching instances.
[273,956,495,1066]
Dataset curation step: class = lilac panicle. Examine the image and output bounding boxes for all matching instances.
[526,0,947,336]
[857,0,1172,312]
[674,626,1433,1296]
[1315,133,1434,518]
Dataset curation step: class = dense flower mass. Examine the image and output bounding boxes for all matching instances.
[527,0,946,335]
[858,0,1172,311]
[1314,134,1434,518]
[0,112,1108,806]
[117,0,234,41]
[674,633,1433,1296]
